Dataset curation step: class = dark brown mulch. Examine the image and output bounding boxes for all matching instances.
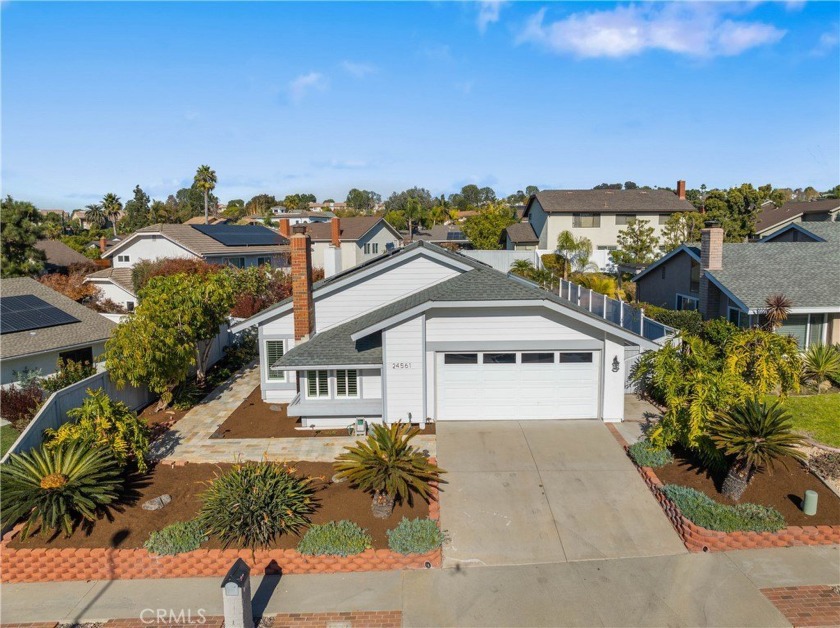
[9,461,429,551]
[653,448,840,526]
[211,385,436,439]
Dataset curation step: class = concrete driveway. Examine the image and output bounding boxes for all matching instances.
[436,420,686,567]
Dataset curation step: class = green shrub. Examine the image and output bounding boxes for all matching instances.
[641,304,703,336]
[297,520,372,556]
[198,461,317,548]
[387,517,446,555]
[144,520,207,555]
[662,485,785,533]
[627,440,674,468]
[0,442,123,539]
[42,359,96,394]
[701,318,740,348]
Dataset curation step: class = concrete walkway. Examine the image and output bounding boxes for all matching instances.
[2,546,837,625]
[154,364,435,463]
[436,420,685,566]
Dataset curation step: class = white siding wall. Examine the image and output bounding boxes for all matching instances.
[528,200,549,249]
[601,336,626,422]
[426,308,592,342]
[383,316,425,423]
[361,369,382,399]
[111,236,197,268]
[356,224,401,264]
[1,341,108,386]
[88,280,136,310]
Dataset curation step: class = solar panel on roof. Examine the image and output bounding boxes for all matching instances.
[0,295,80,335]
[191,224,285,247]
[447,231,465,240]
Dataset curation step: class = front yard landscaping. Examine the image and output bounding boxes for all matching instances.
[766,391,840,448]
[0,424,21,457]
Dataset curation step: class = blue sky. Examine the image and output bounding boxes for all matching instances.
[2,1,838,210]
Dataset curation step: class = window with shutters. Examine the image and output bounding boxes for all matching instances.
[306,370,329,398]
[265,340,286,381]
[335,369,359,398]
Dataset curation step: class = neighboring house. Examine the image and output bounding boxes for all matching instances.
[403,224,471,249]
[84,268,137,311]
[279,217,402,277]
[230,235,660,429]
[100,223,290,270]
[268,209,335,225]
[183,216,229,225]
[753,198,840,237]
[521,182,696,269]
[34,239,91,273]
[86,236,121,255]
[634,222,840,349]
[39,209,68,221]
[502,222,540,250]
[0,278,116,385]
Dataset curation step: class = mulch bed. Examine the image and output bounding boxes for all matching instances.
[653,448,840,526]
[211,385,436,439]
[9,461,429,551]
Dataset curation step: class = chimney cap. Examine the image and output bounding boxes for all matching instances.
[292,224,307,235]
[704,220,721,229]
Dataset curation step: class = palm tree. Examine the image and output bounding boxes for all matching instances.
[761,293,792,331]
[709,397,806,501]
[101,193,122,237]
[510,259,536,279]
[84,203,106,229]
[556,230,593,280]
[334,423,445,518]
[404,197,423,240]
[194,165,217,225]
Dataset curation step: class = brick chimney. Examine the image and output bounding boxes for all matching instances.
[291,224,315,341]
[331,218,341,248]
[677,180,686,201]
[699,220,724,320]
[99,236,107,254]
[278,218,291,239]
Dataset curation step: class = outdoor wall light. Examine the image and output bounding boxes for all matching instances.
[612,356,620,372]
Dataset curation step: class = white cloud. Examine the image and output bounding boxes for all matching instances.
[811,30,839,56]
[288,72,328,103]
[340,60,377,78]
[477,1,507,33]
[518,4,786,59]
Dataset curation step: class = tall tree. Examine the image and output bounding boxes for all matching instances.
[611,219,659,266]
[661,212,703,251]
[122,185,151,232]
[101,193,123,237]
[245,194,277,215]
[556,230,593,280]
[84,203,107,229]
[384,187,434,214]
[193,165,217,224]
[525,185,540,196]
[345,188,381,212]
[404,197,424,239]
[462,203,516,250]
[282,193,316,211]
[0,196,45,277]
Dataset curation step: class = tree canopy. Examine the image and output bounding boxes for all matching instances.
[1,196,45,277]
[462,203,516,250]
[611,219,659,266]
[345,188,381,212]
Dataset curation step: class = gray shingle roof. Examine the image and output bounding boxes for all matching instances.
[709,242,840,310]
[34,240,91,270]
[85,267,136,295]
[1,278,116,359]
[766,221,840,243]
[529,189,695,214]
[754,199,840,233]
[504,222,539,244]
[106,224,290,258]
[275,265,647,368]
[305,217,390,242]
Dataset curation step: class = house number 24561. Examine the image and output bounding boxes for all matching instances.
[391,362,412,369]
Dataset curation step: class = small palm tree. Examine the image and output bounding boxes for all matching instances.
[102,193,123,237]
[709,397,806,501]
[194,165,217,225]
[762,293,792,331]
[84,203,106,229]
[0,442,122,539]
[334,423,445,518]
[404,197,423,240]
[803,343,840,391]
[510,259,536,279]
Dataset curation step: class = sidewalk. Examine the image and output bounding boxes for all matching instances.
[2,546,837,626]
[154,364,435,464]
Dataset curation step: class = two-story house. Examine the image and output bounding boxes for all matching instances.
[510,182,696,269]
[752,198,840,238]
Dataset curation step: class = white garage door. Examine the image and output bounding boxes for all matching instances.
[436,351,600,420]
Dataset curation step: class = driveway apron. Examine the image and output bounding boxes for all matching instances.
[436,420,685,567]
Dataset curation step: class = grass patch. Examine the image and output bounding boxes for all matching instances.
[767,393,840,448]
[0,425,21,457]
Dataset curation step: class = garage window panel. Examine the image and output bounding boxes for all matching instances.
[444,353,478,364]
[559,352,593,363]
[483,353,516,364]
[521,352,555,364]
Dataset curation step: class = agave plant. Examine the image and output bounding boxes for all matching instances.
[709,397,806,501]
[334,423,445,518]
[0,442,123,539]
[802,343,840,391]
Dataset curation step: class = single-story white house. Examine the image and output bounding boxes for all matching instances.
[231,229,660,429]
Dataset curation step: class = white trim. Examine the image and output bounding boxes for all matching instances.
[102,231,204,260]
[760,223,827,243]
[304,369,330,399]
[283,363,382,370]
[703,272,750,312]
[264,339,287,381]
[674,293,699,311]
[335,369,360,399]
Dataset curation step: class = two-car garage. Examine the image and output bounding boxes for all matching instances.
[434,350,600,420]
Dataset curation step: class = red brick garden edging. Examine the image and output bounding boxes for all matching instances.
[0,468,442,583]
[606,424,840,552]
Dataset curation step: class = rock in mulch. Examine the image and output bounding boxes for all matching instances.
[141,494,172,511]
